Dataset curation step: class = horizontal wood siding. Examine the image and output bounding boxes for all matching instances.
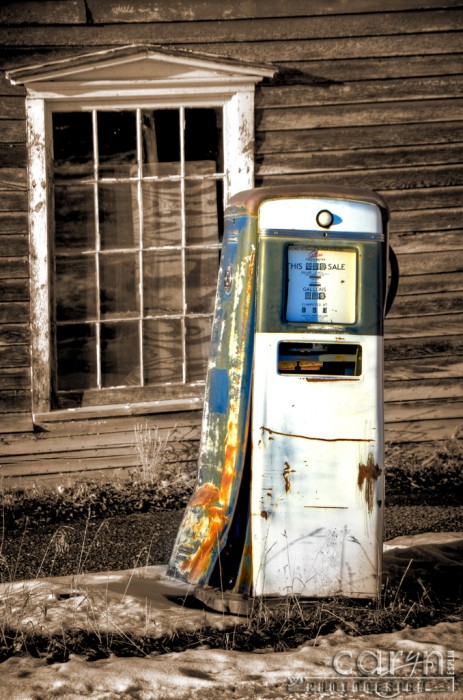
[0,411,201,485]
[0,0,461,482]
[0,60,29,429]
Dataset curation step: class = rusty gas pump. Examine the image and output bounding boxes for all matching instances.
[168,186,394,613]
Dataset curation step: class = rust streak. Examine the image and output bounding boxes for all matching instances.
[282,461,296,493]
[188,482,219,508]
[182,414,238,579]
[261,426,374,443]
[358,453,383,514]
[305,377,351,382]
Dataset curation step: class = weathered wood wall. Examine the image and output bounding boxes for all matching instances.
[0,0,462,482]
[0,412,201,485]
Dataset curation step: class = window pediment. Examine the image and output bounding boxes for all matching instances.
[7,44,275,98]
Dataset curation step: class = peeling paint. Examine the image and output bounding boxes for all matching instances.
[357,453,383,514]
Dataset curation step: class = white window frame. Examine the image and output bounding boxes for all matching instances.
[7,47,274,420]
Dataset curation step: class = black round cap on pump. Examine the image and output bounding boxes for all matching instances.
[316,209,334,228]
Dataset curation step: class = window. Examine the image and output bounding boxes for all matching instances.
[53,107,222,404]
[8,46,274,417]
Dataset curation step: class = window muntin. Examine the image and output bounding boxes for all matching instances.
[52,106,223,405]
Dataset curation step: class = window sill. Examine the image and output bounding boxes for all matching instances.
[33,396,204,424]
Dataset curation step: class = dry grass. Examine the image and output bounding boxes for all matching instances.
[134,422,177,485]
[0,433,461,662]
[0,568,456,663]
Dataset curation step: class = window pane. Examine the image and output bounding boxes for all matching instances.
[100,253,139,318]
[54,185,95,251]
[52,112,93,180]
[186,316,212,382]
[56,255,97,321]
[143,319,183,385]
[186,249,218,314]
[101,321,140,387]
[97,111,137,178]
[215,179,224,242]
[184,166,218,245]
[142,109,180,169]
[143,250,182,315]
[57,323,97,390]
[99,183,137,249]
[142,180,182,247]
[185,108,222,171]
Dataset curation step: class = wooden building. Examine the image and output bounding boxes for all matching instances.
[0,0,462,483]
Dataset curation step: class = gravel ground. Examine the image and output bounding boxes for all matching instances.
[1,505,463,582]
[384,504,463,540]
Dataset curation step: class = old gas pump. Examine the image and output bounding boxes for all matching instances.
[168,187,391,607]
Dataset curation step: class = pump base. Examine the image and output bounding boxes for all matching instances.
[194,586,251,616]
[194,586,324,616]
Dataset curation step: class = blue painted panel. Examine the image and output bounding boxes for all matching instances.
[209,368,229,414]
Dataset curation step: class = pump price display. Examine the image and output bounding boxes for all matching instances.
[286,246,357,323]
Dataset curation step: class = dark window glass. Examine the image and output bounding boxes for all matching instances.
[55,255,97,322]
[142,109,181,168]
[97,111,137,177]
[52,112,93,180]
[101,321,140,387]
[57,324,97,390]
[54,185,95,251]
[185,108,222,170]
[143,319,183,385]
[100,253,139,319]
[99,183,136,249]
[186,316,212,382]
